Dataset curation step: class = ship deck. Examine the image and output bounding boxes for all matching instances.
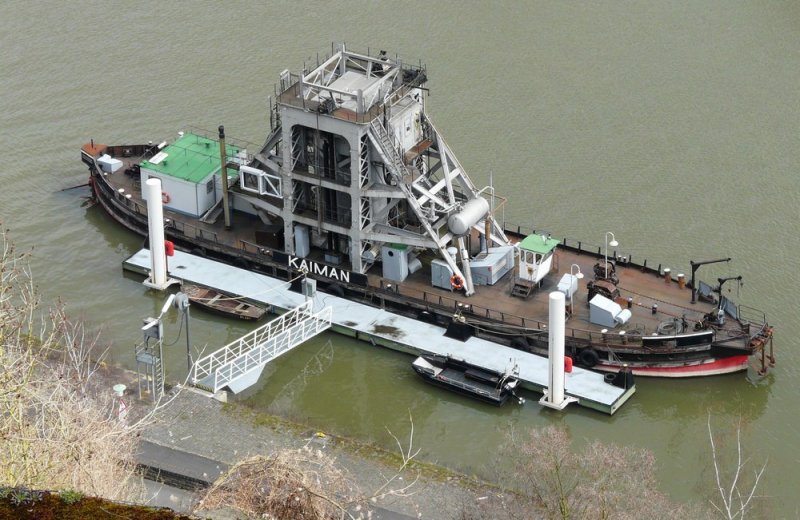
[89,147,745,348]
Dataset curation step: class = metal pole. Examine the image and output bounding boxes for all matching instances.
[175,292,192,374]
[185,306,192,373]
[218,125,232,230]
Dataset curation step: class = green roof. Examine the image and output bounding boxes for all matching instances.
[518,234,560,254]
[140,133,240,184]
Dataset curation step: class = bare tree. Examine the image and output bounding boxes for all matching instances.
[708,415,767,519]
[0,228,170,502]
[496,425,702,520]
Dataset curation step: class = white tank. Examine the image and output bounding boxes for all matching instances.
[447,197,489,236]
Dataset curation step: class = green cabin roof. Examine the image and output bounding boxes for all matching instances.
[518,234,560,254]
[140,133,240,184]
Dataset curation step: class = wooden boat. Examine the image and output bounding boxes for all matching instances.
[412,355,522,406]
[78,44,774,377]
[181,284,266,321]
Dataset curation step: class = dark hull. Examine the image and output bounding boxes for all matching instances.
[412,355,519,406]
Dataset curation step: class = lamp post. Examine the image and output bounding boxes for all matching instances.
[604,231,619,279]
[569,264,584,314]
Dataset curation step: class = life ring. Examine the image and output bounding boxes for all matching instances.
[450,274,464,290]
[161,191,171,204]
[579,348,600,368]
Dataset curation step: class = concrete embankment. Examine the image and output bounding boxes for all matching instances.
[136,386,506,519]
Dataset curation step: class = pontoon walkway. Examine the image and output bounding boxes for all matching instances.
[123,248,635,414]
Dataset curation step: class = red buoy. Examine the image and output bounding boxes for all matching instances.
[564,356,573,373]
[164,240,175,257]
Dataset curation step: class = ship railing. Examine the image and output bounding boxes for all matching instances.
[276,77,421,126]
[96,174,224,246]
[737,305,769,338]
[183,125,259,160]
[503,220,704,284]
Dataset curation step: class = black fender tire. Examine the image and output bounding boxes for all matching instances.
[234,257,250,270]
[579,348,600,368]
[510,337,529,351]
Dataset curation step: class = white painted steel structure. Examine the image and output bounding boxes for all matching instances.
[540,291,577,410]
[142,178,172,289]
[246,44,511,297]
[191,300,332,394]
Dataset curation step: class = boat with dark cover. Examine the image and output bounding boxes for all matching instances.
[412,355,521,405]
[79,44,774,378]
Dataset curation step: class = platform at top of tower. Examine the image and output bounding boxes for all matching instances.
[276,46,427,123]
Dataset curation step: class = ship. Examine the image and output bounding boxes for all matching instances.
[79,44,774,378]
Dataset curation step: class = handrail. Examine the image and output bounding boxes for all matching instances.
[193,300,314,382]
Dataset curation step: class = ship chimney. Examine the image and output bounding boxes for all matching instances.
[218,125,232,230]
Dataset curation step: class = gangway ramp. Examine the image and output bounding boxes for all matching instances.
[192,300,332,394]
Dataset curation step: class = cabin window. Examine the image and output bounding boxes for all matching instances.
[242,171,259,192]
[206,179,214,194]
[522,250,534,265]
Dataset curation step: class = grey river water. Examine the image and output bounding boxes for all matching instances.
[1,1,798,516]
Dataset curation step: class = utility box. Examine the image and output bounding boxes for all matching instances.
[98,154,123,173]
[381,244,409,282]
[470,246,515,285]
[589,294,632,328]
[556,273,579,299]
[302,278,317,298]
[431,259,454,290]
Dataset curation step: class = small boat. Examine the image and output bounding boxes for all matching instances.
[181,284,266,321]
[412,355,522,406]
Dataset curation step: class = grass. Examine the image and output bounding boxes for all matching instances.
[0,487,195,520]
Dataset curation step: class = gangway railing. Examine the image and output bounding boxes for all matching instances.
[191,300,332,394]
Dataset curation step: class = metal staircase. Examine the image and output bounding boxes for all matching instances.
[367,120,472,293]
[191,300,332,394]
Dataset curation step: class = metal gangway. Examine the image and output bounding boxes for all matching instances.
[191,300,333,394]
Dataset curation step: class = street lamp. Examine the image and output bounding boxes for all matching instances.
[569,263,584,314]
[604,231,619,279]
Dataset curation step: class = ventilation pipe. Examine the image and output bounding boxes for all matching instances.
[539,291,578,410]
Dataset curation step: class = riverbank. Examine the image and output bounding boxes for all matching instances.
[133,382,509,519]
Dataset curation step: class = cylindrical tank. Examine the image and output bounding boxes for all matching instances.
[447,197,489,236]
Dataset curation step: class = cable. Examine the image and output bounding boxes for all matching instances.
[164,310,185,346]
